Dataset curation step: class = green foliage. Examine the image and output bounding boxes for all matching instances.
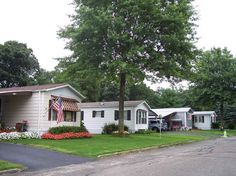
[212,122,220,129]
[102,123,129,134]
[191,48,236,125]
[227,123,235,130]
[0,41,40,87]
[49,126,88,134]
[34,68,54,85]
[58,0,197,132]
[59,0,197,80]
[134,129,155,134]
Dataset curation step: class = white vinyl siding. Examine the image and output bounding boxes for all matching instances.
[1,87,82,133]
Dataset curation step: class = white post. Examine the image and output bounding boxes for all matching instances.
[159,115,162,138]
[185,112,187,128]
[37,91,41,134]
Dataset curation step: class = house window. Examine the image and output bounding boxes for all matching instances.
[48,99,77,122]
[114,110,131,121]
[136,109,147,124]
[81,111,84,121]
[92,110,104,118]
[199,116,204,123]
[194,116,198,123]
[64,111,77,122]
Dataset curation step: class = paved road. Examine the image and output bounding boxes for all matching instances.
[0,143,92,171]
[3,137,236,176]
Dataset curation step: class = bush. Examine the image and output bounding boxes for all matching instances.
[49,126,88,134]
[135,129,155,134]
[212,122,220,129]
[228,123,235,130]
[102,123,129,134]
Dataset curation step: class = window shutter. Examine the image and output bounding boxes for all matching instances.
[81,111,84,121]
[92,111,96,118]
[101,111,104,118]
[48,100,52,121]
[115,110,119,120]
[127,110,131,121]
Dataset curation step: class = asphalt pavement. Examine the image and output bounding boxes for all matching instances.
[0,142,92,172]
[6,136,236,176]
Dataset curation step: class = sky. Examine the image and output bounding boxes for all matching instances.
[0,0,236,73]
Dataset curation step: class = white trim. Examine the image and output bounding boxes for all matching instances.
[0,90,32,94]
[137,101,152,111]
[34,84,85,100]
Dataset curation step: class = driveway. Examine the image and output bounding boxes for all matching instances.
[7,136,236,176]
[0,143,92,171]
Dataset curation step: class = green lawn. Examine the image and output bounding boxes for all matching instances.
[0,160,23,171]
[8,130,235,158]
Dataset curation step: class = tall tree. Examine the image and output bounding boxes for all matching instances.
[0,41,40,87]
[192,48,236,128]
[59,0,197,133]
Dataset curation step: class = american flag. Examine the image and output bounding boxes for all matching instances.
[52,97,64,124]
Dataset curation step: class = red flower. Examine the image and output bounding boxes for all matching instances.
[41,132,92,140]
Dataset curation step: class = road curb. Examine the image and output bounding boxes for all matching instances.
[97,140,197,158]
[0,168,25,175]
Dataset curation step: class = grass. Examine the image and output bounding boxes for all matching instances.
[7,130,235,158]
[0,160,23,171]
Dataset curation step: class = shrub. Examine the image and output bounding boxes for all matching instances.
[212,122,220,129]
[41,132,92,140]
[102,123,129,134]
[135,129,155,134]
[49,126,88,134]
[228,123,235,130]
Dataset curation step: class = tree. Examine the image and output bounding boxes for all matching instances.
[54,57,102,102]
[192,48,236,128]
[34,68,54,85]
[59,0,197,133]
[0,41,40,87]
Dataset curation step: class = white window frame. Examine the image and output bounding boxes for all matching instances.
[136,109,147,124]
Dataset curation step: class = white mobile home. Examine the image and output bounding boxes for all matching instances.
[0,84,84,133]
[150,108,193,130]
[192,111,217,130]
[81,100,153,134]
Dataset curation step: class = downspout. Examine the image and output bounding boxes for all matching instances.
[184,112,187,128]
[37,90,41,134]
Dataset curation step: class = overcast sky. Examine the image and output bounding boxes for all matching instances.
[0,0,236,72]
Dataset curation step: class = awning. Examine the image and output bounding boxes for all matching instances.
[51,95,80,112]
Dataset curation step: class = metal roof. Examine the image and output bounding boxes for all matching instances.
[151,107,192,117]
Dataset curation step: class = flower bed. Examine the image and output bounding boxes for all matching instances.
[0,131,40,140]
[0,129,15,133]
[41,132,92,140]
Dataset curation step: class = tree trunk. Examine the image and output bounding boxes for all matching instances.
[118,73,126,134]
[220,102,224,130]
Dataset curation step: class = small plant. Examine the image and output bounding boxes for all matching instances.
[49,126,88,134]
[212,122,220,129]
[135,129,155,134]
[102,123,129,134]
